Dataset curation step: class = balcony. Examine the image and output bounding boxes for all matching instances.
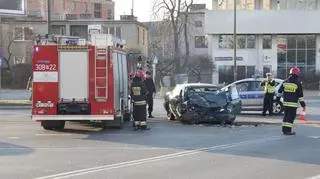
[205,10,320,34]
[79,13,92,19]
[65,14,78,20]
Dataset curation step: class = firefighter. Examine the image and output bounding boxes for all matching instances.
[261,73,276,116]
[277,67,306,135]
[144,71,156,118]
[131,70,149,130]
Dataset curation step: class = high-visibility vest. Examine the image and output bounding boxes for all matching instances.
[264,81,275,93]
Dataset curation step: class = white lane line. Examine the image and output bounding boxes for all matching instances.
[34,136,285,179]
[306,174,320,179]
[7,137,20,139]
[0,146,173,151]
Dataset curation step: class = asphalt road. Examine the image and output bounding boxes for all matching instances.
[0,107,320,179]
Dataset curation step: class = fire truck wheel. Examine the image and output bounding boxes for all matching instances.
[41,121,65,131]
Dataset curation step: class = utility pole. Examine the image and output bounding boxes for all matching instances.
[131,0,134,16]
[233,0,237,81]
[47,0,51,34]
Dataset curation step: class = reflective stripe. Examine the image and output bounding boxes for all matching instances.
[283,83,298,93]
[298,97,304,102]
[283,101,298,107]
[134,121,140,125]
[134,101,146,105]
[282,122,293,128]
[140,121,147,126]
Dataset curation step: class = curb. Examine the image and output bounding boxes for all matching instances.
[235,120,320,126]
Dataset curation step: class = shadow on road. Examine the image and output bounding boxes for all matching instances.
[75,119,320,166]
[0,142,34,156]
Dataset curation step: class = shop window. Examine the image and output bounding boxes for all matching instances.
[307,50,316,65]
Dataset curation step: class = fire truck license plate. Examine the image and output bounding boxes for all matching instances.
[35,64,57,71]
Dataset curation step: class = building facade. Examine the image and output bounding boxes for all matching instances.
[207,0,320,84]
[27,0,115,20]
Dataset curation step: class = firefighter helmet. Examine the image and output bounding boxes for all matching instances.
[289,67,300,76]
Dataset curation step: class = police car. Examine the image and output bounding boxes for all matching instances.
[221,78,284,114]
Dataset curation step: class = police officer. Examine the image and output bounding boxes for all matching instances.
[261,73,276,116]
[144,71,156,118]
[130,70,149,130]
[277,67,306,135]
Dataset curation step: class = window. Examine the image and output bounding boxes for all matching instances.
[263,35,272,49]
[94,3,102,18]
[217,0,255,10]
[277,35,316,78]
[219,35,256,49]
[246,35,256,48]
[109,27,115,35]
[195,36,207,48]
[236,82,249,92]
[237,35,246,49]
[116,27,121,39]
[14,27,33,41]
[107,9,113,19]
[84,2,88,12]
[72,1,76,12]
[61,0,65,10]
[143,29,145,45]
[195,21,202,27]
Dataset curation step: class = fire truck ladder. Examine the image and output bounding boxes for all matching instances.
[95,47,108,100]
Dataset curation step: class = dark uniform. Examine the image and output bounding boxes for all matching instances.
[130,76,149,130]
[277,67,306,135]
[261,74,276,116]
[144,72,156,118]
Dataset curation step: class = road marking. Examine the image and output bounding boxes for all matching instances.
[36,133,73,136]
[305,174,320,179]
[0,146,173,151]
[7,137,20,139]
[308,136,320,139]
[34,136,285,179]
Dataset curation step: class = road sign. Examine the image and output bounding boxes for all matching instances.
[152,54,158,64]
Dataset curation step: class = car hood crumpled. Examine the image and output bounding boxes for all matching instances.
[187,92,228,109]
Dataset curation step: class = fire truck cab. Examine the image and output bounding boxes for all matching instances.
[31,34,130,130]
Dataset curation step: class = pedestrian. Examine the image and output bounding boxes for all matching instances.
[130,70,149,130]
[277,67,306,135]
[144,71,156,118]
[261,73,276,116]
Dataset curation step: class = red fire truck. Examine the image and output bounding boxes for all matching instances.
[31,34,131,130]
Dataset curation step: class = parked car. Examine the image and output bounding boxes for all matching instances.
[164,83,242,124]
[221,78,284,114]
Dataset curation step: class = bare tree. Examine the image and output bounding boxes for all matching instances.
[181,0,194,73]
[153,0,194,76]
[187,55,215,82]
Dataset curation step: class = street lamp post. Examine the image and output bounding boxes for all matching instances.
[47,0,51,34]
[233,0,237,81]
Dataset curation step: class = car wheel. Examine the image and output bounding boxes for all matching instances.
[273,101,283,115]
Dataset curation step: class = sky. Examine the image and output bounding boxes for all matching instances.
[115,0,212,22]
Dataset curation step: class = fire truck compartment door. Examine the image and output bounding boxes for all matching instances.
[59,51,88,100]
